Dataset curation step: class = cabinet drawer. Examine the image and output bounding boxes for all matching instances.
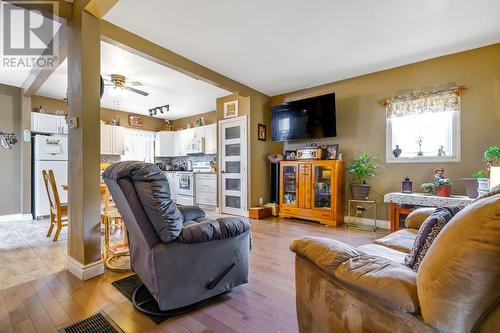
[196,192,217,206]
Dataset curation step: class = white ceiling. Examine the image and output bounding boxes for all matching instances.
[104,0,500,96]
[37,41,231,119]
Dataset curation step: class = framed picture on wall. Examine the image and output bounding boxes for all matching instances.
[223,100,239,118]
[258,124,266,141]
[128,115,143,127]
[325,144,340,160]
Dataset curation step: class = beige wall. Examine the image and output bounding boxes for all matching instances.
[31,95,165,131]
[0,84,21,215]
[271,43,500,220]
[171,110,217,130]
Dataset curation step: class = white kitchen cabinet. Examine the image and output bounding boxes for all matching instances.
[195,173,217,208]
[173,131,184,156]
[204,123,217,154]
[155,131,175,157]
[100,124,125,155]
[31,112,67,134]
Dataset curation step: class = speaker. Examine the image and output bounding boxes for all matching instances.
[270,162,280,203]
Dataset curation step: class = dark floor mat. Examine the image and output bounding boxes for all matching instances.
[59,311,123,333]
[112,274,213,324]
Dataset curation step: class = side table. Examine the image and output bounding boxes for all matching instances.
[384,192,473,231]
[347,199,377,231]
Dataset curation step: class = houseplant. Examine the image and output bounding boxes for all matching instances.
[461,170,487,199]
[346,152,381,200]
[421,183,435,195]
[436,178,452,197]
[477,146,500,195]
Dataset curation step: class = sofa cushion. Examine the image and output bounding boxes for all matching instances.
[290,237,365,275]
[418,193,500,332]
[373,229,418,253]
[404,206,462,271]
[405,207,436,229]
[334,255,419,313]
[357,244,406,263]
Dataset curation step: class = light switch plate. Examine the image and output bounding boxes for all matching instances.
[68,117,78,129]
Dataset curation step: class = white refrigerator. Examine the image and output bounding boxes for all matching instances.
[32,134,68,219]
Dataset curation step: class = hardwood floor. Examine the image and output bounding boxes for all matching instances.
[0,217,388,333]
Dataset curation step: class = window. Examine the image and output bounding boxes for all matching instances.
[121,128,155,163]
[385,89,462,163]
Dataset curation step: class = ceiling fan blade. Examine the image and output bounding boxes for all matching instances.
[127,81,143,86]
[126,86,149,96]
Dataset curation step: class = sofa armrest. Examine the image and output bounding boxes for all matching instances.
[334,255,419,313]
[177,217,250,244]
[405,207,436,229]
[290,237,365,275]
[177,205,206,222]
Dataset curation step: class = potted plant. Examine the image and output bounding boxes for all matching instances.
[477,146,500,195]
[436,178,452,197]
[461,170,487,199]
[346,152,381,200]
[421,183,435,195]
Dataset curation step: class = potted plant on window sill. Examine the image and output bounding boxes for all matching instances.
[346,152,381,200]
[478,146,500,195]
[436,178,452,197]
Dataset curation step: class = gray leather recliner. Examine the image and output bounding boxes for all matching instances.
[103,161,251,311]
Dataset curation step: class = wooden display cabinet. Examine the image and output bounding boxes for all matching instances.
[279,160,344,226]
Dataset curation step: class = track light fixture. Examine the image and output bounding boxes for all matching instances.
[148,104,170,116]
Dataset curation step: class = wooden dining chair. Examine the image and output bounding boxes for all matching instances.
[42,170,68,241]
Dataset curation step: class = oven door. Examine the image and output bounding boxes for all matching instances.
[176,173,193,196]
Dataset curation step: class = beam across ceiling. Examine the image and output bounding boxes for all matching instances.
[84,0,119,19]
[100,20,268,99]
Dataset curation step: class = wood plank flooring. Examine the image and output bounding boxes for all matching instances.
[0,218,387,333]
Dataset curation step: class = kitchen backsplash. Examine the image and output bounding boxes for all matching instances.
[156,154,216,166]
[101,155,121,163]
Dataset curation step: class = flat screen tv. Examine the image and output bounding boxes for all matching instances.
[271,93,336,142]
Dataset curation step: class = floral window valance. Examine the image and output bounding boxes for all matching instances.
[382,86,466,118]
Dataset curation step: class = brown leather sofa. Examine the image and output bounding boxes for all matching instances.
[290,191,500,333]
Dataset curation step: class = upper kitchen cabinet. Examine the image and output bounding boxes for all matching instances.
[203,123,217,154]
[155,131,175,157]
[31,112,68,134]
[101,124,125,155]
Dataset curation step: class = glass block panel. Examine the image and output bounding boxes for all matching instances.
[226,161,241,173]
[225,178,241,191]
[225,143,241,156]
[226,195,241,208]
[225,126,240,140]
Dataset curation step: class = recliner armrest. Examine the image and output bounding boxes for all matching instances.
[290,237,365,275]
[177,205,206,222]
[177,217,251,244]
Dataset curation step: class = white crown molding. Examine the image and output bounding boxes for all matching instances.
[0,213,33,222]
[66,256,104,281]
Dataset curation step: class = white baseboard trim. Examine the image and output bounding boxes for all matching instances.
[0,213,33,222]
[66,256,104,281]
[344,216,390,230]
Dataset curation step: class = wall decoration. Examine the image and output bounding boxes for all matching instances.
[258,124,267,141]
[284,150,297,161]
[128,115,143,128]
[325,144,340,160]
[224,100,239,118]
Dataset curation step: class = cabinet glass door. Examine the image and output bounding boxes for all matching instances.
[313,165,332,208]
[282,165,297,205]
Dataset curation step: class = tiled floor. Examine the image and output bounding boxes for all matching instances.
[0,219,67,289]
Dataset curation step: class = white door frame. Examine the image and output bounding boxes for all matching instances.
[218,115,248,216]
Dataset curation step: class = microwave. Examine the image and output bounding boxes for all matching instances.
[185,137,205,155]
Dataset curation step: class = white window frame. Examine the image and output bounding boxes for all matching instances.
[386,111,461,163]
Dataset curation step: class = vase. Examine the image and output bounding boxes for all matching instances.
[350,184,370,200]
[436,185,452,197]
[392,145,402,158]
[461,178,479,198]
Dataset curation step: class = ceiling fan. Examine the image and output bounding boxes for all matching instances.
[102,74,149,96]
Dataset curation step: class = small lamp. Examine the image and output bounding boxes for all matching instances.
[402,177,413,193]
[489,166,500,189]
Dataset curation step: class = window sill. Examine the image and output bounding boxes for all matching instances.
[386,156,461,164]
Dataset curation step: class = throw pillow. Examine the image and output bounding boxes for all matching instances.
[404,206,462,271]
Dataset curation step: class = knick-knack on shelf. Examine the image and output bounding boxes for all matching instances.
[438,145,446,157]
[416,136,424,156]
[393,145,402,158]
